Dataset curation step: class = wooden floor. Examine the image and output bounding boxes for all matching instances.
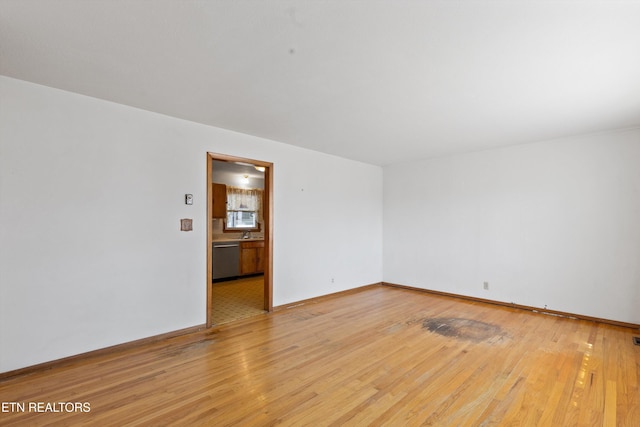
[1,285,639,426]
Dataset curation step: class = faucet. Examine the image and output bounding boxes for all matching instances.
[242,230,251,239]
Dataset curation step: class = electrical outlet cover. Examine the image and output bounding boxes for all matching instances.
[180,218,193,231]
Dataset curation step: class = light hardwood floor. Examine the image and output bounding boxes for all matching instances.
[1,285,639,426]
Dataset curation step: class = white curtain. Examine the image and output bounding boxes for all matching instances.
[226,186,263,222]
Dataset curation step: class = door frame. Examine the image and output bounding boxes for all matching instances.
[206,152,273,327]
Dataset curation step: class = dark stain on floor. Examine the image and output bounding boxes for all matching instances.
[423,317,505,343]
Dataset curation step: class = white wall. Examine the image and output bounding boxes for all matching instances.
[0,76,383,373]
[384,129,640,324]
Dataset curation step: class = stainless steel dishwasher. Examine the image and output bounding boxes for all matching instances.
[212,241,240,280]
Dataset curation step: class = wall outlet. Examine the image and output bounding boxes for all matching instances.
[483,281,489,290]
[180,218,193,232]
[331,277,335,283]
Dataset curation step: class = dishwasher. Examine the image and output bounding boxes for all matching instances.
[212,241,240,280]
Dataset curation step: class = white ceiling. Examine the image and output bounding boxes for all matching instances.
[212,160,265,189]
[1,1,639,165]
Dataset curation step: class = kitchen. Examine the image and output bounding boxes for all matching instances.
[210,159,267,324]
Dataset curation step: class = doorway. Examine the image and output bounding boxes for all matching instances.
[206,153,273,327]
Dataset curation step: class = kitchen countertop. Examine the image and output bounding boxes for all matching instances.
[213,237,264,243]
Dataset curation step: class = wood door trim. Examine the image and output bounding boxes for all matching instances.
[263,161,273,311]
[207,152,273,327]
[206,154,214,326]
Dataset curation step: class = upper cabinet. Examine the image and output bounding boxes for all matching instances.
[211,183,227,218]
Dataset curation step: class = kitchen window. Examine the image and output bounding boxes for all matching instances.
[226,210,257,229]
[224,186,263,231]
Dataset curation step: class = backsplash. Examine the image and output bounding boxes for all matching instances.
[212,218,264,241]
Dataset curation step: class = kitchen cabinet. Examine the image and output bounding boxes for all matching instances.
[240,240,264,275]
[211,183,227,219]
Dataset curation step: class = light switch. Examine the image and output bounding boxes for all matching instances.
[185,194,193,205]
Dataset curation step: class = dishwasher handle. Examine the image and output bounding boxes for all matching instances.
[214,244,239,248]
